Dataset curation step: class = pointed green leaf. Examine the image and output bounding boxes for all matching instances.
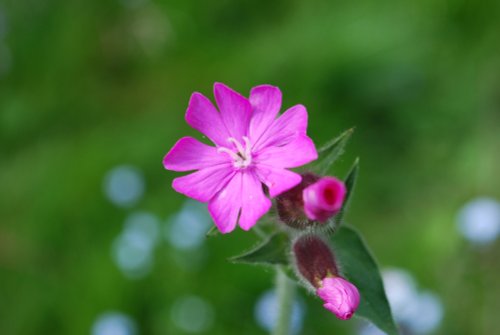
[314,128,354,175]
[206,226,221,238]
[229,232,289,266]
[336,158,359,224]
[332,225,399,335]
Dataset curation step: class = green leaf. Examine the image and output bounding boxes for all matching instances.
[336,158,359,224]
[314,128,354,175]
[229,232,289,266]
[332,225,399,335]
[205,226,221,238]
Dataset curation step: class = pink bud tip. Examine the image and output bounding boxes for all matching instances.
[302,177,346,222]
[316,277,360,320]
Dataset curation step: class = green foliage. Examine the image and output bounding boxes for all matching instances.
[336,158,359,224]
[333,225,399,335]
[229,232,289,266]
[206,225,221,238]
[313,128,354,175]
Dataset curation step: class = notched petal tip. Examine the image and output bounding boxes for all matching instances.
[250,84,282,97]
[207,204,238,234]
[239,197,272,231]
[185,92,206,117]
[213,82,237,97]
[185,92,213,127]
[184,90,231,146]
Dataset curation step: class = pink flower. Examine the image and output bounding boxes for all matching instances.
[302,177,346,222]
[163,83,318,233]
[317,276,360,320]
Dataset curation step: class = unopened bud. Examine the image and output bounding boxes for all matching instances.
[317,277,360,320]
[292,234,360,320]
[303,177,346,222]
[276,173,320,228]
[293,234,338,286]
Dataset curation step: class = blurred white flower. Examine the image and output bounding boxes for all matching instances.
[457,197,500,246]
[92,312,137,335]
[112,212,160,279]
[360,268,444,335]
[165,200,211,251]
[405,291,444,335]
[104,165,145,207]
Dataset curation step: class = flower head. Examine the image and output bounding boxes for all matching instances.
[303,177,346,222]
[317,276,360,320]
[163,83,318,233]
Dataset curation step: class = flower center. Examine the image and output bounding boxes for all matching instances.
[218,136,253,169]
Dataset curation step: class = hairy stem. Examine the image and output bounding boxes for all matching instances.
[273,266,295,335]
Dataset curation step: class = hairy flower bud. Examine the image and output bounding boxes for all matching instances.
[303,177,346,222]
[293,234,338,285]
[276,173,319,228]
[317,277,360,320]
[292,234,359,320]
[276,173,346,228]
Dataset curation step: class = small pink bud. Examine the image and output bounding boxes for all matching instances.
[302,177,346,222]
[317,276,360,320]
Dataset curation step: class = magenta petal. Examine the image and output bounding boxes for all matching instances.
[249,85,282,141]
[185,92,230,146]
[317,277,360,320]
[303,177,346,222]
[253,104,308,151]
[208,173,243,234]
[254,135,318,168]
[172,166,235,202]
[214,83,252,139]
[255,166,302,197]
[163,137,228,172]
[238,172,272,230]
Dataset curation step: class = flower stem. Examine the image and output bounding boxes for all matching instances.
[273,266,295,335]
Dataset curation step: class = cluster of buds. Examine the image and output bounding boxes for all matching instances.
[276,172,359,319]
[292,234,360,320]
[276,173,346,228]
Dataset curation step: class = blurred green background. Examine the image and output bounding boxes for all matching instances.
[1,0,500,334]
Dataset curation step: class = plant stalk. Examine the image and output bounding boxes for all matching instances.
[272,266,295,335]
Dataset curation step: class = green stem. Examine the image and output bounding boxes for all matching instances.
[253,224,267,239]
[273,266,295,335]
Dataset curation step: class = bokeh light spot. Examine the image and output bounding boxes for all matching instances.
[457,197,500,246]
[112,212,160,279]
[104,165,145,208]
[170,295,215,333]
[92,312,137,335]
[254,290,305,335]
[165,200,211,251]
[359,268,444,335]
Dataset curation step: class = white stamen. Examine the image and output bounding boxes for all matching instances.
[242,136,252,158]
[217,147,240,161]
[228,137,246,154]
[217,136,253,169]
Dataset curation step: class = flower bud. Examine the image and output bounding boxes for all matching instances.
[293,234,338,285]
[317,276,360,320]
[276,173,319,228]
[292,234,360,320]
[302,177,346,222]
